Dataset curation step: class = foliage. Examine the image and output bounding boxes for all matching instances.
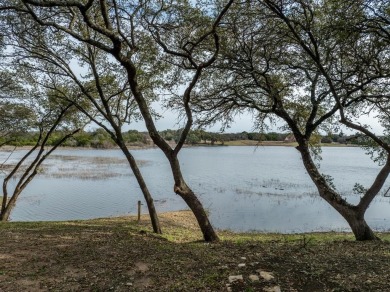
[1,128,363,148]
[0,0,389,240]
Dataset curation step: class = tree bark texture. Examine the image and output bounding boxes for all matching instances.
[174,182,219,242]
[121,63,219,242]
[296,138,379,240]
[117,142,162,234]
[170,157,219,242]
[342,211,379,241]
[0,189,22,221]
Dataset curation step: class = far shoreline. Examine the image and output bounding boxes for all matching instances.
[0,140,357,152]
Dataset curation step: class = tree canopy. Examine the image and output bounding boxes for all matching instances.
[1,0,390,241]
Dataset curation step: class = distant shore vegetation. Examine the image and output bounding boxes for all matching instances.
[0,128,359,149]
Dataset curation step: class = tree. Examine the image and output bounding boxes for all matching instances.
[0,61,33,146]
[1,97,81,221]
[193,0,390,240]
[4,20,163,234]
[0,102,35,146]
[264,0,390,240]
[6,0,234,241]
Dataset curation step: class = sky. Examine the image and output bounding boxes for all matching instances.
[120,107,255,133]
[67,47,386,136]
[148,103,257,133]
[122,103,385,135]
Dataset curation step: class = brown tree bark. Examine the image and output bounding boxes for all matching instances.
[116,141,161,234]
[1,106,80,221]
[342,211,379,241]
[295,136,382,241]
[170,158,219,242]
[120,65,219,242]
[1,185,26,221]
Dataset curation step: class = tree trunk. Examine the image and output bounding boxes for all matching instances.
[174,182,219,242]
[294,137,379,241]
[119,57,218,241]
[0,189,21,221]
[118,143,162,234]
[169,156,219,242]
[342,211,379,241]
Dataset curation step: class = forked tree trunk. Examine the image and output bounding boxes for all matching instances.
[294,138,380,241]
[342,211,379,241]
[1,110,79,221]
[119,64,219,242]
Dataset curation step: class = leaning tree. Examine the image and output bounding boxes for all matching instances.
[1,10,164,233]
[1,93,83,221]
[193,0,390,240]
[5,0,234,241]
[0,37,80,221]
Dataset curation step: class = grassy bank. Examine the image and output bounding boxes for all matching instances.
[1,211,389,291]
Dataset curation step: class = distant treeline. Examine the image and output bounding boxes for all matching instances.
[1,128,357,148]
[158,129,357,145]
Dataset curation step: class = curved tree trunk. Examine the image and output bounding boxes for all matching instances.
[119,64,219,242]
[273,105,383,241]
[294,137,379,241]
[170,158,219,242]
[0,188,22,221]
[1,110,79,221]
[1,144,40,216]
[174,182,218,242]
[342,211,379,241]
[117,142,162,234]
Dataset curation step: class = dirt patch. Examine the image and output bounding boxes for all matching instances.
[0,211,390,291]
[135,262,149,273]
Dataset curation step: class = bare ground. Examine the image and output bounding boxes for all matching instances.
[1,211,390,291]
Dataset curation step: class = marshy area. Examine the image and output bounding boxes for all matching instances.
[0,153,147,180]
[1,211,390,291]
[3,147,390,234]
[2,147,390,291]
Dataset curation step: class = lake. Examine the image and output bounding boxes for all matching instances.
[1,146,390,233]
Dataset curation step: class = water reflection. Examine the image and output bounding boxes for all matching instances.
[1,146,390,233]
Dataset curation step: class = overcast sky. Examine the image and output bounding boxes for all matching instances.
[122,103,385,135]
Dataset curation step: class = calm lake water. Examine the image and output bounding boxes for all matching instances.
[1,146,390,233]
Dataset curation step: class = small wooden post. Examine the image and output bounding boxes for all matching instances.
[137,200,141,223]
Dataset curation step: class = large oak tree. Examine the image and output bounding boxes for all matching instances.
[3,0,234,241]
[193,0,390,240]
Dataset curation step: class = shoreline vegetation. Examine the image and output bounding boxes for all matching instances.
[1,210,389,291]
[0,129,359,151]
[0,139,356,152]
[0,2,388,290]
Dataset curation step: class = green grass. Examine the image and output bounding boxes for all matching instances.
[1,212,390,291]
